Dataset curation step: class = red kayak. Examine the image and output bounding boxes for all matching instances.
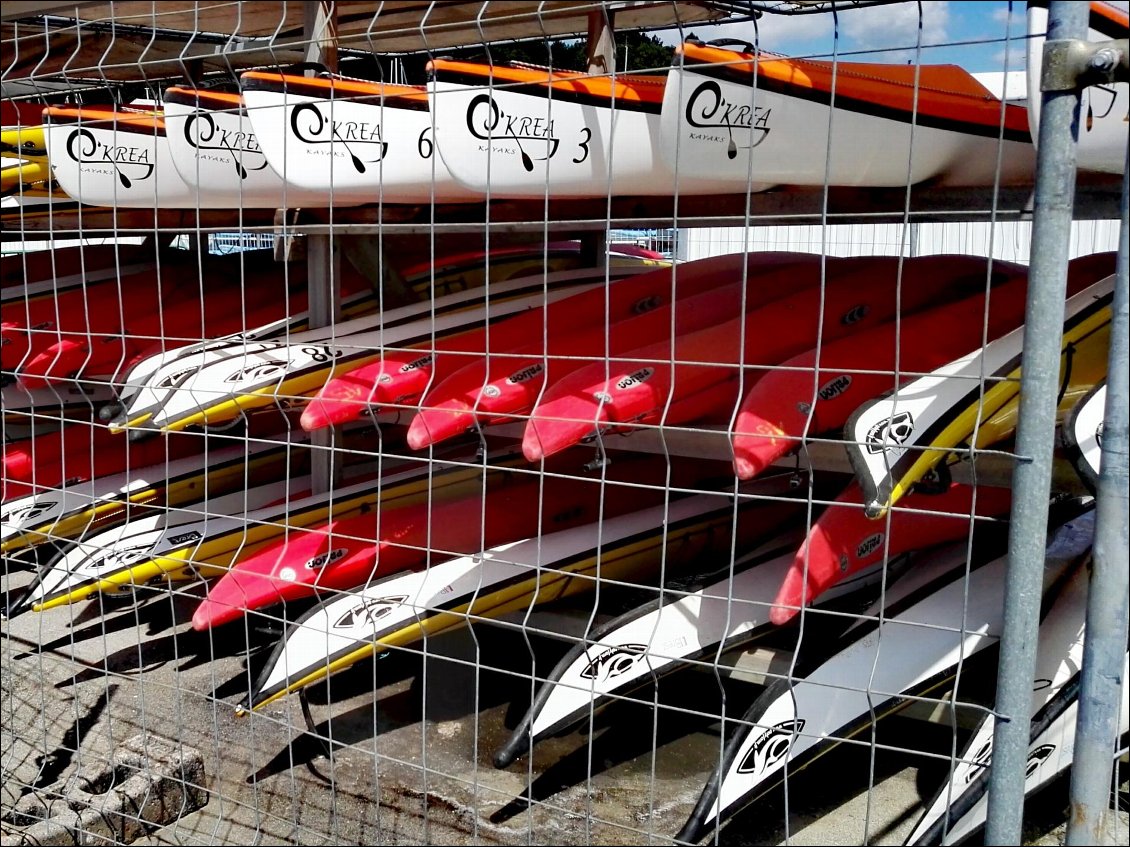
[2,423,204,502]
[523,255,1022,461]
[405,253,870,450]
[1,242,155,294]
[301,252,817,433]
[730,258,1108,480]
[773,482,1013,624]
[191,455,694,630]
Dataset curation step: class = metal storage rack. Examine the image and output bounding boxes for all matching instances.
[1,1,1126,845]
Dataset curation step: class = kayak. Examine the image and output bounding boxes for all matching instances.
[110,263,648,436]
[1061,379,1105,494]
[495,506,894,769]
[240,69,477,204]
[162,86,327,208]
[2,381,118,439]
[730,264,1111,481]
[0,431,307,554]
[844,271,1113,516]
[242,473,810,713]
[1027,1,1129,174]
[404,252,841,449]
[660,41,1034,192]
[772,482,1013,625]
[310,252,820,436]
[2,422,203,502]
[523,254,1023,461]
[905,555,1123,845]
[42,106,208,208]
[674,510,1092,843]
[1,124,48,159]
[190,453,709,631]
[12,478,310,615]
[46,443,501,614]
[428,60,736,198]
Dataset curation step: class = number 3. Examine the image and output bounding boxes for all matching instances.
[573,127,591,164]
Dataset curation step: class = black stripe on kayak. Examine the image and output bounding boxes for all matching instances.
[1060,379,1104,495]
[677,652,1000,845]
[849,291,1113,508]
[494,539,802,767]
[676,57,1031,144]
[431,69,664,116]
[240,74,430,112]
[244,498,756,711]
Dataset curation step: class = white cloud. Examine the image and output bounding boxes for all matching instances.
[839,1,951,55]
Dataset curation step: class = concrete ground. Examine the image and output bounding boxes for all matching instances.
[2,555,1126,847]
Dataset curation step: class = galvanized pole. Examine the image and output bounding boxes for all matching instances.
[1065,147,1129,847]
[984,2,1089,843]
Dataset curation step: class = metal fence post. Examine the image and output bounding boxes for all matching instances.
[1065,147,1130,847]
[984,2,1090,843]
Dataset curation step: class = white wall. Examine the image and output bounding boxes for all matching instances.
[678,220,1120,264]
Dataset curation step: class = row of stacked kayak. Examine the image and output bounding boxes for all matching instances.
[3,0,1128,212]
[2,240,1121,843]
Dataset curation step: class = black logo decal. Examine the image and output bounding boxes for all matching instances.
[399,354,433,373]
[965,738,993,783]
[182,112,268,180]
[165,530,203,548]
[737,718,805,775]
[224,361,287,384]
[579,644,647,681]
[865,410,915,454]
[65,128,154,188]
[332,595,408,629]
[466,93,561,172]
[98,543,156,571]
[290,102,388,173]
[616,367,654,391]
[155,365,199,391]
[10,501,59,524]
[1025,744,1056,778]
[818,374,852,401]
[304,547,349,570]
[506,363,543,385]
[855,532,884,559]
[684,81,772,159]
[840,304,869,325]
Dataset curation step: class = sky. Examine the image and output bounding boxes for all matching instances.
[652,1,1128,74]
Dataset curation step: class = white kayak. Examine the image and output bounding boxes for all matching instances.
[495,528,895,768]
[162,86,328,208]
[660,41,1036,193]
[1027,1,1129,175]
[428,59,737,199]
[904,553,1117,845]
[240,69,476,204]
[845,274,1113,517]
[674,510,1094,843]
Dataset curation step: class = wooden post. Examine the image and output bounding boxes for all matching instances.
[586,8,617,75]
[304,1,342,494]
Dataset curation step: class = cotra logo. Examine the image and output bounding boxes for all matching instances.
[399,355,433,373]
[865,410,915,454]
[736,718,805,775]
[818,374,852,401]
[506,363,543,385]
[616,368,654,391]
[304,547,349,570]
[333,595,409,629]
[855,532,884,559]
[579,644,647,682]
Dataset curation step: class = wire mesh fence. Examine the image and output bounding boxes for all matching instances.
[2,2,1127,846]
